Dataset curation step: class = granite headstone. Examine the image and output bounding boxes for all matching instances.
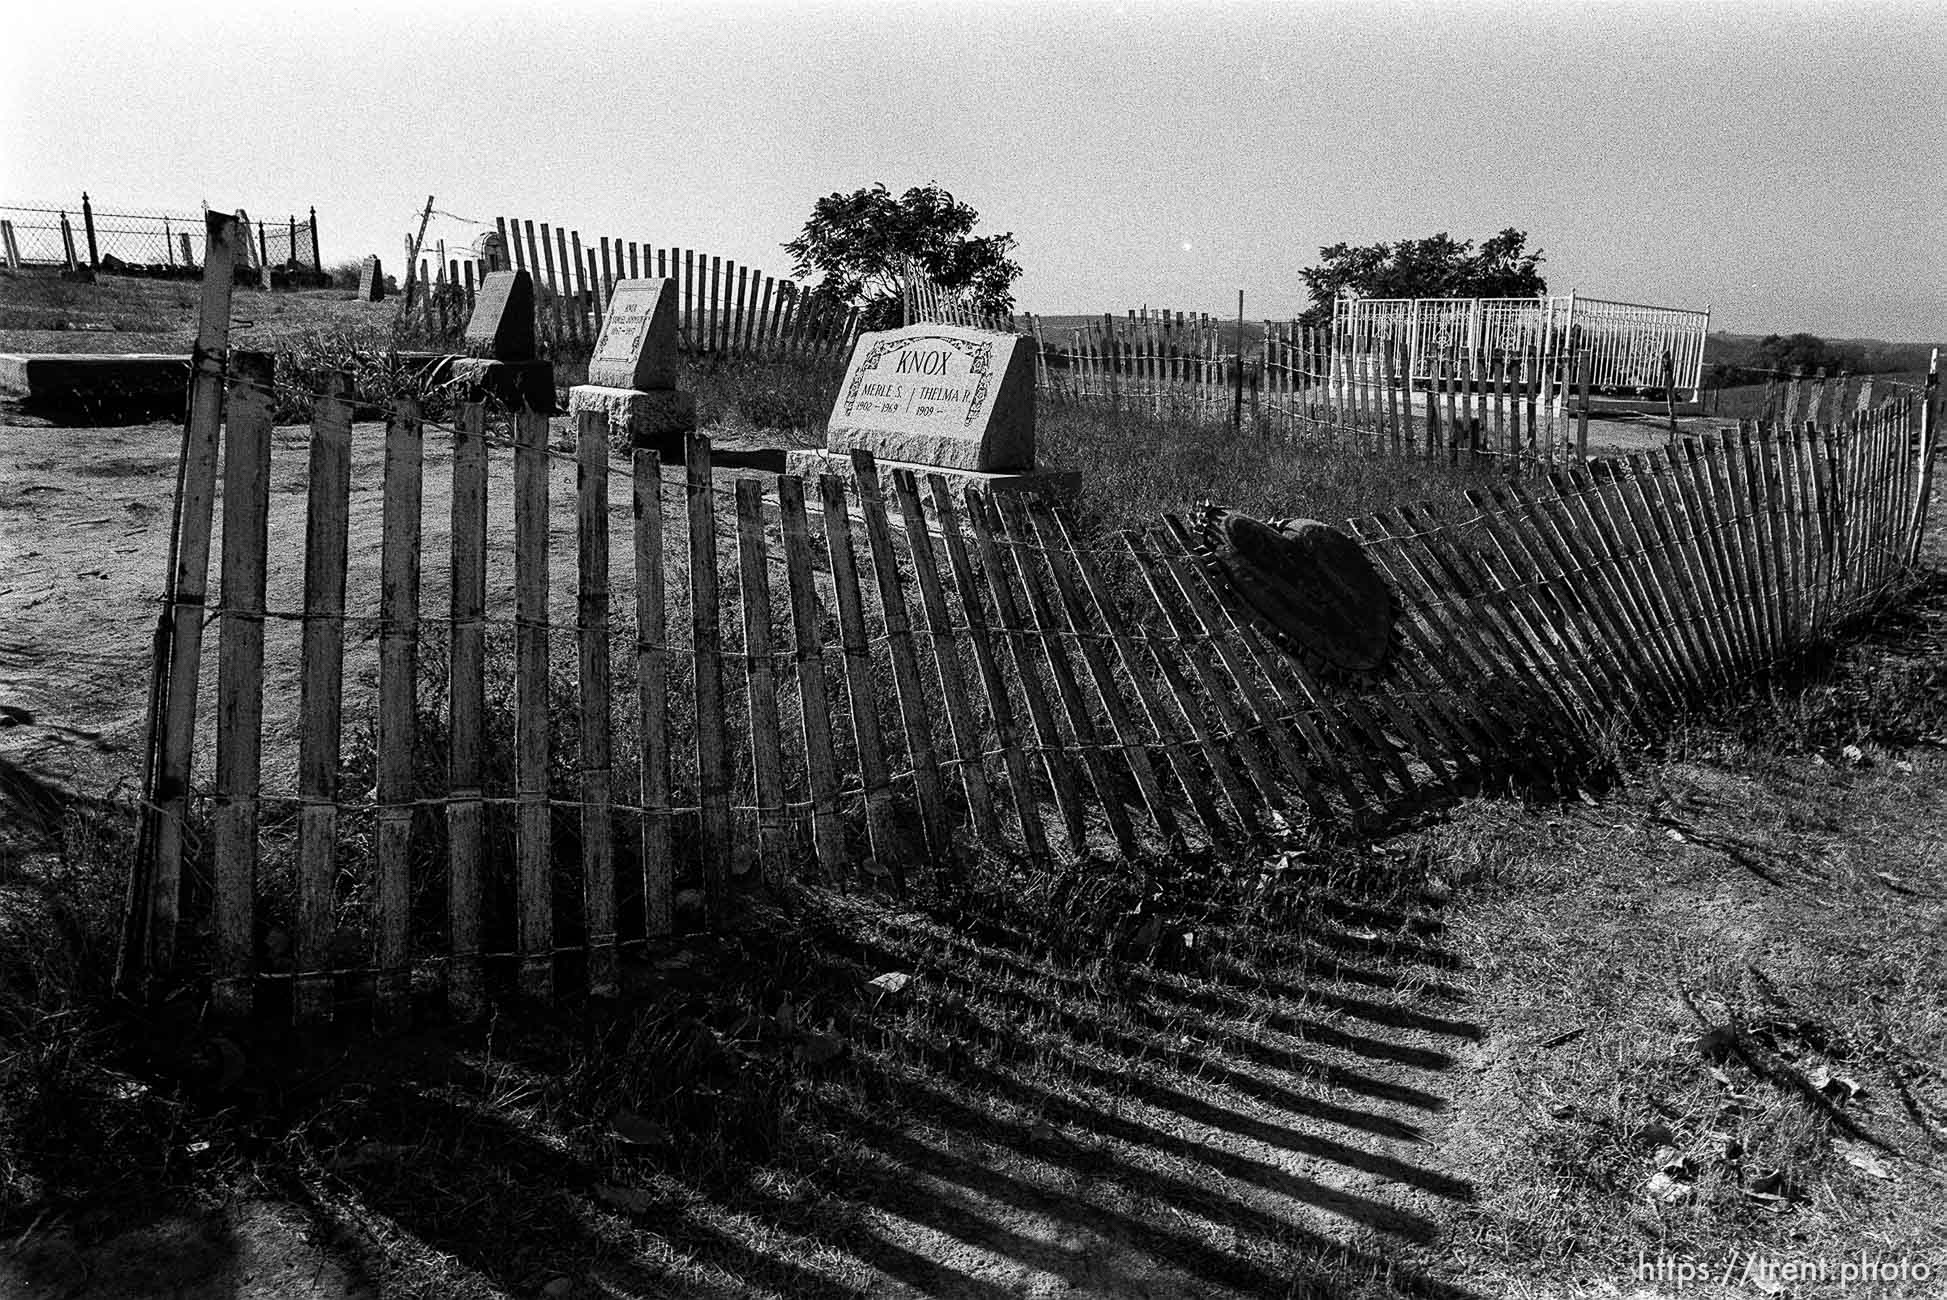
[586,278,678,391]
[358,255,385,302]
[823,323,1036,473]
[463,270,536,362]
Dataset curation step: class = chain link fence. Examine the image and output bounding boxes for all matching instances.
[0,195,323,281]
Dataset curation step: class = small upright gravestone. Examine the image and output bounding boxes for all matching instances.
[358,255,385,302]
[568,278,696,452]
[449,269,551,413]
[787,322,1074,494]
[464,269,537,362]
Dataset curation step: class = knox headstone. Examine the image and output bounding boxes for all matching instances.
[586,278,679,391]
[463,269,536,362]
[823,323,1036,473]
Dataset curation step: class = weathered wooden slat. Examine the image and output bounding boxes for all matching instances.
[965,485,1089,853]
[1690,436,1766,669]
[1801,426,1837,637]
[1344,514,1514,780]
[144,214,239,984]
[1121,528,1278,828]
[1558,468,1691,702]
[1357,509,1554,776]
[633,450,673,936]
[709,255,724,354]
[375,396,423,1026]
[536,222,566,349]
[928,479,1048,859]
[889,469,998,851]
[576,409,617,995]
[989,493,1138,856]
[1752,430,1800,650]
[1632,446,1735,689]
[1615,454,1732,693]
[1664,441,1754,677]
[513,407,553,1000]
[293,374,352,1023]
[1023,496,1183,845]
[1404,501,1600,742]
[211,352,274,1019]
[1593,462,1704,695]
[1553,471,1687,701]
[687,435,733,914]
[1448,491,1623,720]
[735,479,789,883]
[850,453,952,864]
[1505,482,1666,705]
[1157,519,1379,815]
[1047,507,1227,844]
[1727,429,1783,663]
[1773,425,1817,646]
[776,476,848,872]
[446,400,488,1019]
[554,226,580,347]
[1470,486,1635,714]
[820,472,908,870]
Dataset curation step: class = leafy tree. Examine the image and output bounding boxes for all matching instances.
[1753,331,1861,375]
[1297,229,1546,326]
[783,183,1022,331]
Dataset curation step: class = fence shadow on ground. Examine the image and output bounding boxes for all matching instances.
[102,856,1486,1299]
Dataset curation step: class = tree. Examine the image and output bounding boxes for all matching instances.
[1297,228,1547,327]
[1753,332,1861,375]
[783,183,1022,331]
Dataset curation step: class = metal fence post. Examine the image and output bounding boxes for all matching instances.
[81,192,100,270]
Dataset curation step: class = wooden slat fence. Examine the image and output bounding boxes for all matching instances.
[120,233,1942,1027]
[487,213,862,365]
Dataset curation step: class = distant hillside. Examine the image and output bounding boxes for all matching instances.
[1704,331,1939,376]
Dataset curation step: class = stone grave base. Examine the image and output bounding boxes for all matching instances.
[0,352,191,423]
[383,354,555,414]
[568,384,696,450]
[783,449,1080,499]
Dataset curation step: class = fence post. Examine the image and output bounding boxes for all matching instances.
[1233,289,1245,432]
[118,209,239,996]
[81,192,99,270]
[1910,348,1940,567]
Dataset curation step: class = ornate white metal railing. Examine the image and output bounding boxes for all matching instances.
[1334,294,1708,399]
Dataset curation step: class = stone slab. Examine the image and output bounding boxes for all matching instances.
[784,449,1079,499]
[0,352,190,421]
[824,323,1037,472]
[445,357,556,413]
[463,269,536,361]
[569,384,697,451]
[586,278,679,391]
[358,255,384,301]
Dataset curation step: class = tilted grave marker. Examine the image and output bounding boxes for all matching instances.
[463,269,537,361]
[358,255,385,302]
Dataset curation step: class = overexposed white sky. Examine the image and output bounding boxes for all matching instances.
[3,0,1942,339]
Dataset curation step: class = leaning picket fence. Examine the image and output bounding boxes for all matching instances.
[119,217,1940,1027]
